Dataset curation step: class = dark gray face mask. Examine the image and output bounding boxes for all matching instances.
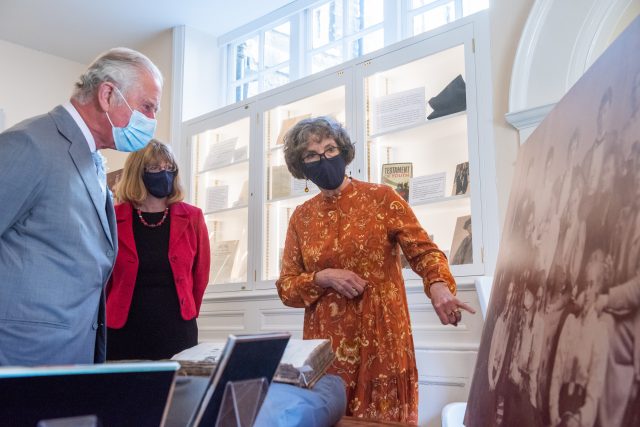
[142,171,175,198]
[303,155,346,190]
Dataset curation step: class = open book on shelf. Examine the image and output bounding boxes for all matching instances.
[172,338,334,389]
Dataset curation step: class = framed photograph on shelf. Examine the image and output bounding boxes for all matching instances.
[452,161,470,195]
[381,163,413,202]
[449,215,472,265]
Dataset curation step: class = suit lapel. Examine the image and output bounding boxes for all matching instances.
[50,106,114,248]
[115,203,136,255]
[169,203,190,248]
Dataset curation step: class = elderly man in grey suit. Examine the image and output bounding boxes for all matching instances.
[0,48,163,366]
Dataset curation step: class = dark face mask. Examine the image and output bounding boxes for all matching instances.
[303,155,346,190]
[142,171,175,198]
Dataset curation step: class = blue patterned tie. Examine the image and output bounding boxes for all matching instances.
[91,150,107,198]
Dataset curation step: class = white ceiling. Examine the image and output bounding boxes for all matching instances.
[0,0,294,64]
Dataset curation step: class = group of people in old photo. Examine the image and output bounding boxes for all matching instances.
[468,60,640,427]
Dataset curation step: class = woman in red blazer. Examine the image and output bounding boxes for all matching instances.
[106,139,210,360]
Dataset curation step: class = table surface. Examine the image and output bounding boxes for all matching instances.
[335,416,413,426]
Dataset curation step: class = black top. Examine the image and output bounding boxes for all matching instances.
[106,208,197,361]
[133,210,174,289]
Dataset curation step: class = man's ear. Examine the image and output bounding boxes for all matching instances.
[97,82,115,112]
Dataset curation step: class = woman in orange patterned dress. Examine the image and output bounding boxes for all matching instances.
[276,117,475,424]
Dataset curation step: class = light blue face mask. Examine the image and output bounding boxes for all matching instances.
[106,86,157,152]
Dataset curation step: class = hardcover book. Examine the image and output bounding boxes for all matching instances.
[381,162,413,202]
[172,338,334,389]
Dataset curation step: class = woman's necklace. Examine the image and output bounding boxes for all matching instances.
[136,207,169,228]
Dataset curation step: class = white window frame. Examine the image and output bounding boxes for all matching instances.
[404,0,464,38]
[304,0,386,75]
[221,0,488,105]
[227,18,293,104]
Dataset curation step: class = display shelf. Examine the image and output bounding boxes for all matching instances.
[203,204,249,216]
[198,158,249,175]
[368,110,466,140]
[360,32,482,276]
[411,193,470,210]
[182,13,495,290]
[266,191,321,206]
[261,80,348,283]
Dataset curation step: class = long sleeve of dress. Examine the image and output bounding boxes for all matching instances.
[276,211,327,308]
[385,188,456,297]
[274,180,452,423]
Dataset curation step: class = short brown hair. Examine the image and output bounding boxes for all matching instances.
[115,139,184,205]
[283,116,355,179]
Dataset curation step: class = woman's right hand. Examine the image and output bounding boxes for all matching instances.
[315,268,368,299]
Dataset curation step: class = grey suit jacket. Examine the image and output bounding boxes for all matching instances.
[0,105,116,366]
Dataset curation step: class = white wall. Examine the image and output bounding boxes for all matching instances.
[183,26,221,121]
[489,0,535,233]
[0,35,175,176]
[0,40,85,129]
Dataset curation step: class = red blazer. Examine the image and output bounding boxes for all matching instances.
[106,202,210,329]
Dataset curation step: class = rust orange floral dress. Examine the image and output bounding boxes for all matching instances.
[276,179,456,424]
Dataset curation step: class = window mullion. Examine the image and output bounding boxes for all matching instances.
[290,14,304,80]
[226,43,234,104]
[343,0,350,59]
[383,0,401,46]
[258,31,266,93]
[454,0,463,19]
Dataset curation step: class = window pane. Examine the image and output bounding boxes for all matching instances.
[263,66,290,91]
[234,36,259,80]
[413,2,455,35]
[411,0,439,8]
[462,0,489,16]
[312,0,344,49]
[234,80,259,102]
[350,29,384,58]
[265,22,290,68]
[311,45,343,73]
[349,0,383,31]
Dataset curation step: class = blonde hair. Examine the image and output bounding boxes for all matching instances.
[115,139,184,205]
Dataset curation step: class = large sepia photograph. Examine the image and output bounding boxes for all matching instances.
[466,17,640,427]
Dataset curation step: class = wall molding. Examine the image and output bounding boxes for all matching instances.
[414,342,480,351]
[508,0,636,138]
[418,375,467,388]
[504,103,556,144]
